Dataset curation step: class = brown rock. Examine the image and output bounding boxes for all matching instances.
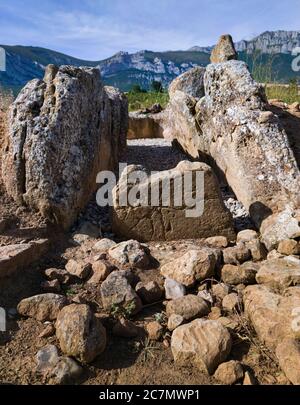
[93,238,116,254]
[212,283,231,300]
[246,239,267,261]
[171,319,232,374]
[45,268,72,285]
[166,294,209,321]
[87,261,113,284]
[243,285,300,349]
[146,321,163,340]
[214,360,244,385]
[276,338,300,385]
[208,307,222,320]
[41,280,61,294]
[56,304,107,364]
[221,263,257,285]
[236,230,258,244]
[100,270,142,315]
[223,244,251,265]
[277,239,300,256]
[167,314,184,331]
[210,35,238,63]
[256,258,300,290]
[112,161,235,242]
[161,248,219,287]
[222,293,242,313]
[205,236,228,248]
[135,281,163,304]
[38,324,55,339]
[18,294,67,322]
[65,259,91,280]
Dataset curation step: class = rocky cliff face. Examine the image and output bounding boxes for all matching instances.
[1,65,128,229]
[235,31,300,54]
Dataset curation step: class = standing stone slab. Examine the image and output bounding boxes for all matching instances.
[112,161,235,242]
[2,65,127,229]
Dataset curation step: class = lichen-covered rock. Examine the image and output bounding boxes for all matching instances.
[197,61,300,225]
[171,319,232,374]
[56,304,107,364]
[210,34,238,63]
[164,61,300,228]
[2,65,127,229]
[17,293,67,321]
[168,67,206,99]
[112,161,235,242]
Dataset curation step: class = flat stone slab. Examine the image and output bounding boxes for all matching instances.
[0,239,49,278]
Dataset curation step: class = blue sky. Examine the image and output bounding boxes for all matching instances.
[0,0,299,60]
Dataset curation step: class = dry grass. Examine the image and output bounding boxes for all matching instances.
[266,83,300,105]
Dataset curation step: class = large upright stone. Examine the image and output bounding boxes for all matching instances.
[112,160,235,242]
[210,35,238,63]
[2,65,128,229]
[164,60,300,227]
[197,61,300,223]
[163,67,206,157]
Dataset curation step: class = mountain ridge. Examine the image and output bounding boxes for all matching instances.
[1,30,299,93]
